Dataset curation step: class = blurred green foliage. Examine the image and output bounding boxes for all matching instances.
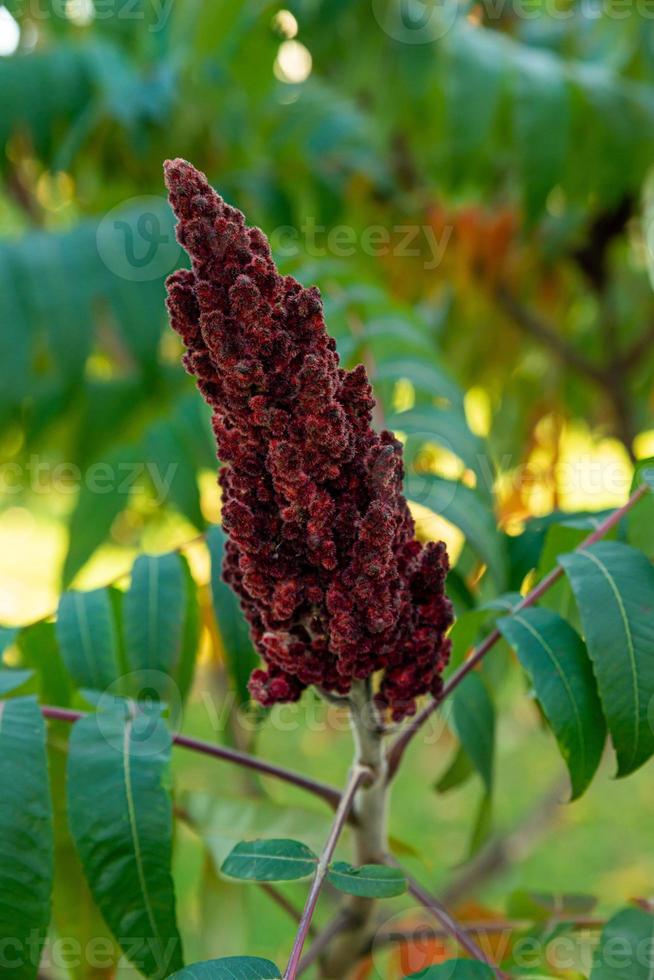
[2,3,654,977]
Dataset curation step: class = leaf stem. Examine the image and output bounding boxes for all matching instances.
[283,764,372,980]
[386,481,650,780]
[39,705,343,811]
[396,864,510,978]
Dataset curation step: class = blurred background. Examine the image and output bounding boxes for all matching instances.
[1,0,654,975]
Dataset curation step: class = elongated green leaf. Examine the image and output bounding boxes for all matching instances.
[177,556,200,704]
[67,705,183,978]
[124,552,186,679]
[19,621,72,707]
[408,962,495,979]
[62,444,140,587]
[435,745,474,794]
[590,908,654,979]
[222,838,317,882]
[498,608,606,798]
[208,527,259,704]
[374,358,463,410]
[388,406,487,486]
[560,542,654,776]
[169,958,281,979]
[56,588,120,692]
[143,419,204,531]
[0,626,17,657]
[328,862,406,898]
[405,474,506,588]
[0,669,33,695]
[451,673,495,793]
[0,696,53,980]
[513,47,570,220]
[508,889,596,922]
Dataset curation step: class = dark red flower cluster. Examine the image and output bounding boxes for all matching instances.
[164,159,453,719]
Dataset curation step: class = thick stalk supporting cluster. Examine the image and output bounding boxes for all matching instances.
[318,681,389,978]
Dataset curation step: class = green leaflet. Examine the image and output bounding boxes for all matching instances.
[0,669,33,695]
[327,862,406,899]
[0,696,53,980]
[221,838,317,882]
[404,474,507,589]
[560,541,654,776]
[56,587,120,692]
[62,444,140,587]
[208,526,259,704]
[451,672,495,794]
[124,552,186,679]
[388,405,488,487]
[221,837,405,898]
[590,908,654,979]
[66,705,183,978]
[498,607,606,798]
[168,958,282,979]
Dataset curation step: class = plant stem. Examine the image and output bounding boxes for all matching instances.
[283,763,371,980]
[386,481,649,780]
[317,680,390,978]
[39,705,342,811]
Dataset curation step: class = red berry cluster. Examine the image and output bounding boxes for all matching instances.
[164,159,453,719]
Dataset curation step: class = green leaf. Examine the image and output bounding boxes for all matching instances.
[327,862,406,898]
[498,608,606,799]
[404,474,506,589]
[451,673,495,793]
[143,418,204,530]
[56,588,120,692]
[560,542,654,776]
[208,526,259,704]
[388,406,488,487]
[435,744,474,794]
[168,958,281,979]
[512,47,571,221]
[62,444,140,587]
[19,621,72,707]
[445,23,506,181]
[124,552,186,679]
[590,908,654,979]
[67,705,183,978]
[0,626,17,657]
[0,696,53,980]
[0,669,34,696]
[627,459,654,558]
[221,838,317,882]
[374,358,463,410]
[177,555,200,704]
[407,962,495,978]
[507,889,596,922]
